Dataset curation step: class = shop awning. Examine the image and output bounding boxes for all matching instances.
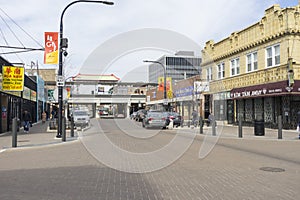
[230,80,300,99]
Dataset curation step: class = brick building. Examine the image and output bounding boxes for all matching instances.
[201,4,300,129]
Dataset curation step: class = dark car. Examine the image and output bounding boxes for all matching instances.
[164,112,182,128]
[142,112,166,129]
[135,109,147,122]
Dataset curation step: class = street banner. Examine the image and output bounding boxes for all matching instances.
[158,76,173,98]
[158,77,164,91]
[166,77,173,99]
[44,32,58,64]
[2,66,24,91]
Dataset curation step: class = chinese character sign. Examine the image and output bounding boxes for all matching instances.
[2,66,24,91]
[44,32,58,64]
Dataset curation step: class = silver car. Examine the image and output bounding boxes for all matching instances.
[142,112,166,129]
[72,110,90,128]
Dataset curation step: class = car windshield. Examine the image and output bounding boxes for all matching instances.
[148,112,163,118]
[73,111,88,116]
[169,112,179,116]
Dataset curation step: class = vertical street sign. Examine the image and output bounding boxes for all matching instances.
[44,32,59,64]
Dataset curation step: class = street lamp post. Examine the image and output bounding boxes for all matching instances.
[144,60,167,111]
[57,0,114,140]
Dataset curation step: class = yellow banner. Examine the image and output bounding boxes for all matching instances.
[158,77,173,98]
[2,66,24,91]
[44,32,58,64]
[166,77,173,99]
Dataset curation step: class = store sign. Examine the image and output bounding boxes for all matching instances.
[2,66,24,91]
[48,89,55,101]
[230,81,300,99]
[174,86,193,97]
[194,81,209,93]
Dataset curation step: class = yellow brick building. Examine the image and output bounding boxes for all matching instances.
[201,4,300,129]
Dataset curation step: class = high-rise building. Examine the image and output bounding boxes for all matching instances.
[148,51,201,83]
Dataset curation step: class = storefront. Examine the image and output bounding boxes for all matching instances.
[230,80,300,129]
[0,61,37,133]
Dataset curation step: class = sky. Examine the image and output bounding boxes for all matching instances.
[0,0,299,81]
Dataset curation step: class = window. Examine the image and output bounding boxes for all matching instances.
[246,52,258,72]
[217,63,225,79]
[230,58,240,76]
[266,44,280,67]
[206,67,212,81]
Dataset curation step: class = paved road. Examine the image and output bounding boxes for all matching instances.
[0,118,299,200]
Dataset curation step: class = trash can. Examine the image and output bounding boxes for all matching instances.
[254,119,265,136]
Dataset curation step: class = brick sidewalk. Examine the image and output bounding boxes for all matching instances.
[0,120,78,150]
[172,121,300,141]
[1,119,298,151]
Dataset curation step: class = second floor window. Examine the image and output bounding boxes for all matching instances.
[230,58,240,76]
[206,67,212,81]
[266,44,280,67]
[247,52,258,72]
[217,63,225,79]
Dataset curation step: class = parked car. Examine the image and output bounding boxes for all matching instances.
[142,112,167,129]
[164,112,182,128]
[135,109,147,122]
[72,110,90,128]
[99,107,109,116]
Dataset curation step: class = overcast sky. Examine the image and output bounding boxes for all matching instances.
[0,0,299,81]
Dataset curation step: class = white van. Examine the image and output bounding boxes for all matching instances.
[72,110,90,128]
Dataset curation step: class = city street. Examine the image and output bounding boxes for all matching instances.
[0,119,299,200]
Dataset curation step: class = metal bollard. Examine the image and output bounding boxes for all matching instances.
[211,116,216,136]
[278,115,282,139]
[62,117,66,142]
[238,115,243,138]
[70,117,74,137]
[199,116,203,134]
[12,118,18,148]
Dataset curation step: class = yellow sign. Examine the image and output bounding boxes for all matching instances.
[2,66,25,91]
[158,76,173,98]
[44,32,59,64]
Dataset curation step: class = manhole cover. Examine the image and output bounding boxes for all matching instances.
[259,167,285,172]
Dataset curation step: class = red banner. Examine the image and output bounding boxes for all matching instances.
[44,32,58,64]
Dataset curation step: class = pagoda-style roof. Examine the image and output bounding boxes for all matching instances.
[72,73,120,82]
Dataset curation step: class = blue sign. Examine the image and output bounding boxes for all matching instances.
[174,86,194,97]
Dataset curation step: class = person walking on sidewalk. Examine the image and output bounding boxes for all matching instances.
[23,110,32,133]
[297,111,300,139]
[192,110,198,127]
[42,111,47,124]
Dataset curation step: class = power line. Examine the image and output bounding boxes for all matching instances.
[0,26,24,62]
[0,7,44,48]
[0,49,43,55]
[0,14,25,47]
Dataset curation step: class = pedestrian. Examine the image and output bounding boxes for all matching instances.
[45,111,49,121]
[207,112,212,126]
[192,110,198,127]
[42,111,47,124]
[297,111,300,139]
[23,110,32,133]
[51,110,56,120]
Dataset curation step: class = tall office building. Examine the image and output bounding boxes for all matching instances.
[148,51,202,83]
